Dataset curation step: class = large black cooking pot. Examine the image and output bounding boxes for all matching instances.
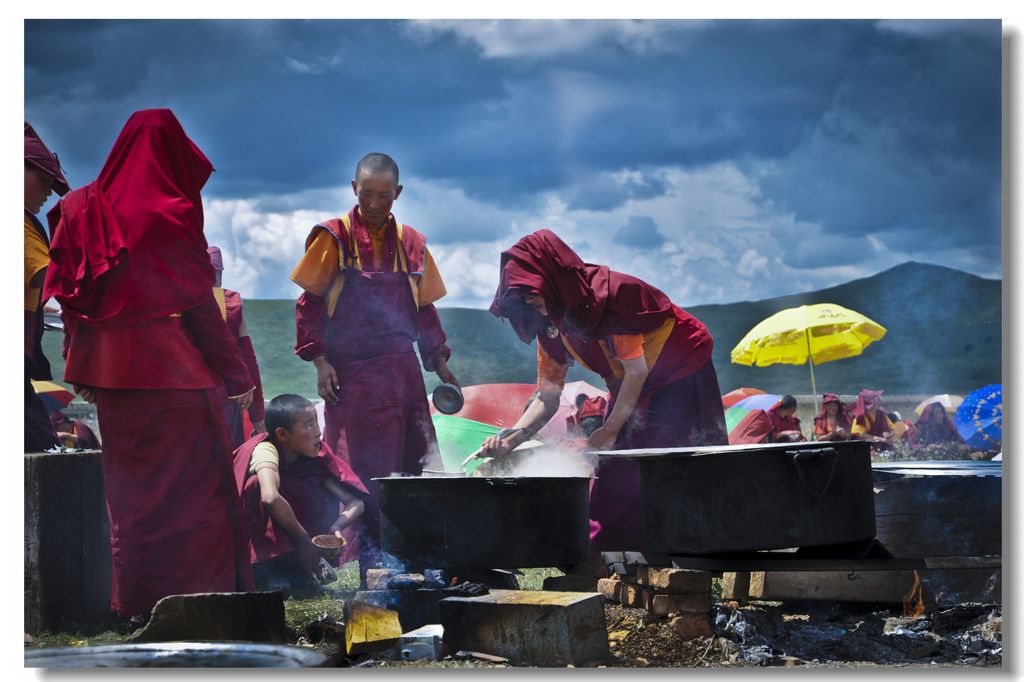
[376,475,591,569]
[599,439,876,555]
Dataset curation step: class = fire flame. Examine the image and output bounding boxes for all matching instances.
[902,570,925,617]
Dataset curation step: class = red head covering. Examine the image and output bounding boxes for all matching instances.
[207,246,224,271]
[490,229,675,342]
[854,389,883,418]
[814,392,851,432]
[25,122,70,196]
[43,109,216,326]
[853,388,888,436]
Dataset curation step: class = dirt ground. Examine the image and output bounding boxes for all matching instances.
[302,598,1001,669]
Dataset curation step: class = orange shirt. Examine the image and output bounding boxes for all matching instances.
[24,214,50,311]
[290,218,446,317]
[536,317,676,390]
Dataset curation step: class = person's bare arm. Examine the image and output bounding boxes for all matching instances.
[588,355,649,451]
[321,478,366,533]
[480,391,561,456]
[255,464,318,572]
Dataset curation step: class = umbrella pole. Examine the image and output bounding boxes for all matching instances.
[806,329,819,414]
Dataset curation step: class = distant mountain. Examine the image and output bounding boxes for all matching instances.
[41,261,1001,400]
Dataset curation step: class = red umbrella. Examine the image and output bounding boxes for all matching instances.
[722,387,765,409]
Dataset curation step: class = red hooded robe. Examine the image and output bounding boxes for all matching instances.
[43,109,255,616]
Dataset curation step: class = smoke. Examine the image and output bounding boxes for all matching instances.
[477,440,597,478]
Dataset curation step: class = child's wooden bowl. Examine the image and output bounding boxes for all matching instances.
[312,534,346,559]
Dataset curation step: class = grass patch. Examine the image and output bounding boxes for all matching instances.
[28,628,127,649]
[517,567,564,591]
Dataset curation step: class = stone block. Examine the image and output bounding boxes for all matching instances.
[642,567,712,593]
[669,613,713,640]
[440,590,609,667]
[650,593,712,618]
[597,578,622,602]
[542,575,599,592]
[127,592,290,643]
[353,589,445,633]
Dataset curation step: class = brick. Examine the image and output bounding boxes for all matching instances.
[597,578,622,603]
[650,593,712,618]
[622,584,644,608]
[542,575,599,593]
[440,589,609,667]
[643,568,712,593]
[127,592,290,644]
[670,613,713,640]
[721,572,751,602]
[365,569,401,590]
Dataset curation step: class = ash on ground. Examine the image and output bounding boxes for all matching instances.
[603,600,1000,668]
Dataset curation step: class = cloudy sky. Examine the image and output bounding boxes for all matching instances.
[24,19,1002,307]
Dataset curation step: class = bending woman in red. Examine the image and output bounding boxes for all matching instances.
[483,229,727,556]
[44,110,256,620]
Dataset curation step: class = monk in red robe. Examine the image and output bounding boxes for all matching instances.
[728,409,774,444]
[43,109,256,620]
[483,229,727,557]
[289,153,458,578]
[910,402,967,451]
[851,388,895,453]
[813,392,853,441]
[24,122,70,452]
[767,394,806,442]
[233,394,366,597]
[208,246,266,446]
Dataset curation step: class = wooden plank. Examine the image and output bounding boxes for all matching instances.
[747,568,1001,605]
[671,555,925,572]
[24,453,112,632]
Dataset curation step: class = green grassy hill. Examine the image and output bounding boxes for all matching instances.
[42,261,1001,399]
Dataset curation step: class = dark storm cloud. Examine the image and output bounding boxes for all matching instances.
[25,19,1001,274]
[613,216,667,249]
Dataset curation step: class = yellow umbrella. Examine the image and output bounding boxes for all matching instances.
[730,303,887,412]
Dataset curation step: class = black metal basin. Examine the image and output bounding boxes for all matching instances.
[376,475,591,569]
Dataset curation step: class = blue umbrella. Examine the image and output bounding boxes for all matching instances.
[955,383,1002,449]
[733,393,782,411]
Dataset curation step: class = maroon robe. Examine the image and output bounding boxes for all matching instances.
[852,389,894,452]
[910,403,963,447]
[729,409,774,445]
[232,434,368,565]
[491,230,728,555]
[218,289,266,448]
[43,110,255,616]
[767,405,806,442]
[294,208,445,569]
[813,393,852,438]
